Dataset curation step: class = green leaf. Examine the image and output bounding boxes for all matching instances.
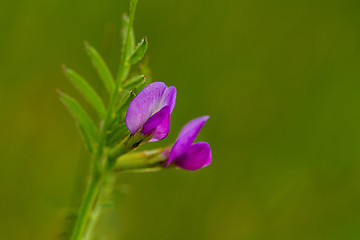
[123,75,147,90]
[62,65,106,119]
[119,14,135,82]
[59,92,99,148]
[78,124,95,153]
[116,0,138,83]
[85,42,115,94]
[121,14,136,59]
[127,37,148,65]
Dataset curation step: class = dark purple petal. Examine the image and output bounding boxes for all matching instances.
[175,142,211,170]
[166,116,209,166]
[125,82,166,134]
[149,112,171,142]
[141,106,170,142]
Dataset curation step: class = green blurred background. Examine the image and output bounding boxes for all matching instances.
[1,0,360,239]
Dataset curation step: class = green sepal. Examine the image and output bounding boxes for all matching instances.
[114,148,169,172]
[127,37,148,65]
[59,91,99,150]
[122,75,147,90]
[84,42,115,94]
[107,132,152,165]
[106,123,130,148]
[62,65,106,119]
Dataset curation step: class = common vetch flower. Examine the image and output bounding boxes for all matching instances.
[125,82,176,142]
[166,116,212,170]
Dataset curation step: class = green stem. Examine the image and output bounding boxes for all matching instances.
[83,174,116,240]
[70,174,102,240]
[82,196,102,240]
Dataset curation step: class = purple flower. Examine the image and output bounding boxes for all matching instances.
[166,116,212,170]
[125,82,176,142]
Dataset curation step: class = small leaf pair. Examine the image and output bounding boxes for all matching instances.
[60,41,115,152]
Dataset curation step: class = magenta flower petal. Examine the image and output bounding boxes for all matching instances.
[167,116,209,166]
[174,142,211,170]
[126,82,166,134]
[142,106,170,142]
[177,116,209,141]
[158,86,177,113]
[125,82,176,135]
[149,112,171,142]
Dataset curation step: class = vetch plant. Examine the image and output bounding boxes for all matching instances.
[59,0,212,239]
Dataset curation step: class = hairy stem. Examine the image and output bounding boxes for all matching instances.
[70,174,102,240]
[82,174,116,240]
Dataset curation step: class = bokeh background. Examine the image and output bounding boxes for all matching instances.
[2,0,360,239]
